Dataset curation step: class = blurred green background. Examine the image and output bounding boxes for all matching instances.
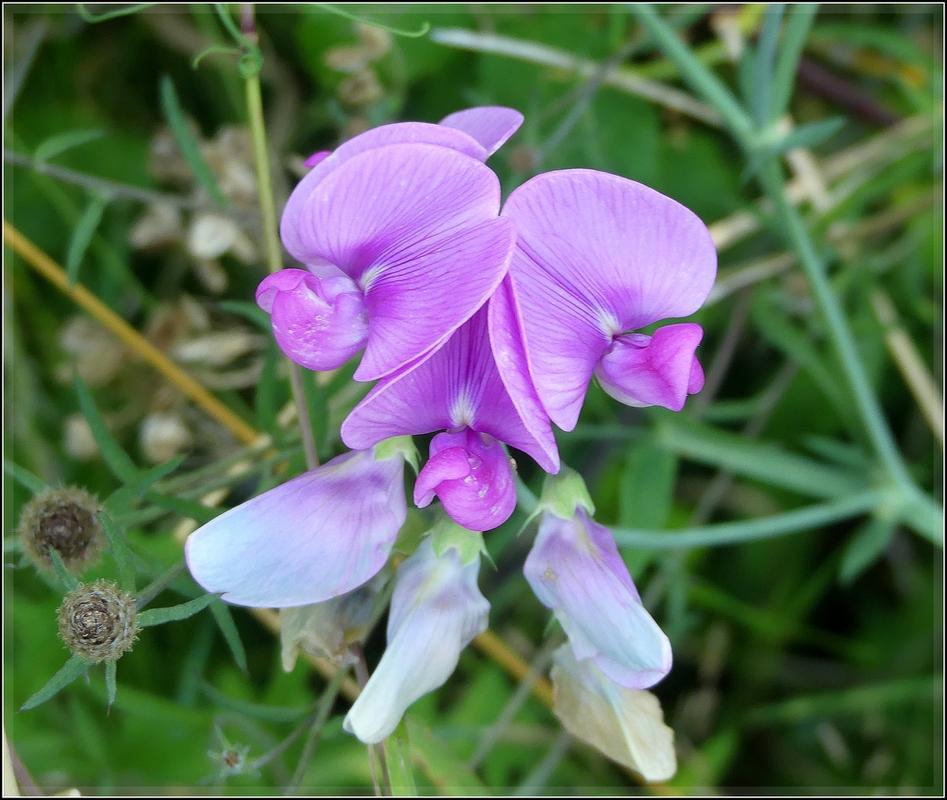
[4,3,943,794]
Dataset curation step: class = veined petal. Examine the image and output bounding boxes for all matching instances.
[595,323,705,412]
[281,143,511,382]
[502,169,717,430]
[488,277,561,471]
[439,106,524,157]
[524,508,672,689]
[282,124,486,262]
[357,217,515,381]
[185,448,406,608]
[414,430,516,532]
[280,141,492,268]
[341,306,558,472]
[343,538,489,744]
[551,646,677,783]
[256,267,368,372]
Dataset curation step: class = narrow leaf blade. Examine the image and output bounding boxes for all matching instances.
[21,655,91,711]
[138,593,217,627]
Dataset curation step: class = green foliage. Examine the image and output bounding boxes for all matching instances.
[5,2,942,795]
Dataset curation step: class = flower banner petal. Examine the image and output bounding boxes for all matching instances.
[502,169,717,430]
[282,124,486,263]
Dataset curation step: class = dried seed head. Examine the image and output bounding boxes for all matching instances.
[57,579,139,663]
[18,487,105,573]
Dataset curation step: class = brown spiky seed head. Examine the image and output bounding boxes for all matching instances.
[18,486,105,573]
[57,579,139,663]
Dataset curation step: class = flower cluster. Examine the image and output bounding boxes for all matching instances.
[186,107,716,752]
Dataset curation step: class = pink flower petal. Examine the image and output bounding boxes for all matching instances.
[414,430,516,532]
[439,106,524,157]
[595,323,705,411]
[502,169,717,430]
[185,449,406,608]
[281,123,485,264]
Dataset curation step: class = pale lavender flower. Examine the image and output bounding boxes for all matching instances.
[344,535,489,744]
[524,501,671,690]
[185,443,409,607]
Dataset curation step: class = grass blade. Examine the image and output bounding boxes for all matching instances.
[4,460,47,494]
[137,592,217,627]
[99,512,135,591]
[74,375,139,480]
[770,5,819,121]
[49,548,80,590]
[21,655,91,710]
[209,600,248,672]
[33,128,105,163]
[159,75,229,207]
[105,660,118,711]
[385,720,418,796]
[66,193,108,284]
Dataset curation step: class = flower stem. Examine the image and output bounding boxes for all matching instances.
[240,6,319,468]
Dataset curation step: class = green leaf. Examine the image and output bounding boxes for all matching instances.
[770,5,819,120]
[144,492,222,525]
[159,75,229,207]
[656,416,863,499]
[105,660,117,711]
[775,116,846,153]
[209,600,248,672]
[66,193,108,285]
[752,4,785,125]
[384,720,418,796]
[619,437,678,529]
[74,375,139,480]
[299,368,329,462]
[255,341,283,440]
[839,516,897,585]
[3,460,46,495]
[105,455,187,515]
[99,512,135,591]
[216,299,272,332]
[77,2,156,23]
[200,681,311,722]
[406,718,486,792]
[20,655,91,711]
[313,3,430,37]
[33,128,105,163]
[49,548,80,590]
[137,592,217,627]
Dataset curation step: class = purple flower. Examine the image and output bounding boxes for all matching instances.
[343,535,489,744]
[495,169,717,431]
[264,108,524,382]
[341,306,558,531]
[524,504,672,690]
[185,444,410,608]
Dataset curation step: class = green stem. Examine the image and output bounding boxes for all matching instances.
[758,161,914,491]
[611,490,888,549]
[241,9,319,468]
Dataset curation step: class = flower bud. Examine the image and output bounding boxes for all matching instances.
[18,487,106,573]
[57,579,139,663]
